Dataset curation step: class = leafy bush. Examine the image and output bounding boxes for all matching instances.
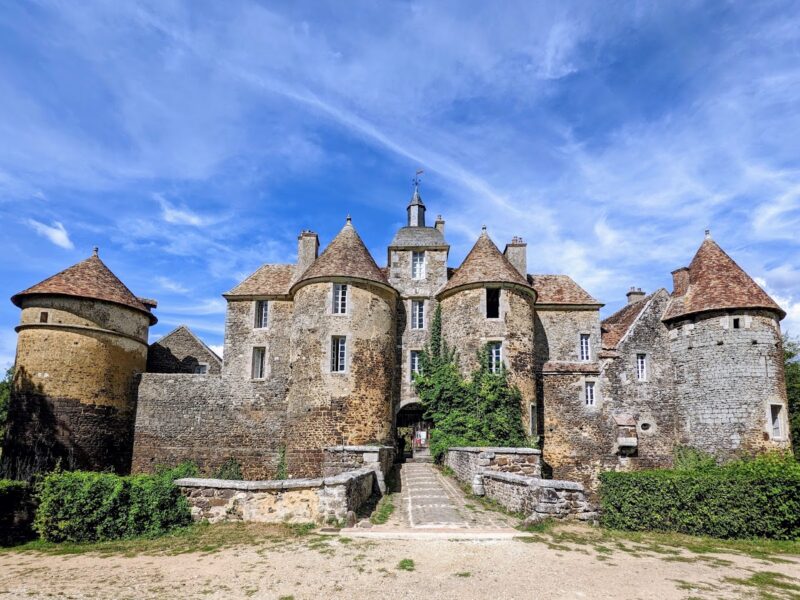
[0,479,33,545]
[35,469,192,543]
[414,305,531,460]
[600,453,800,540]
[212,458,243,480]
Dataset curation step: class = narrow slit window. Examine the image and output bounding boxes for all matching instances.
[486,288,500,318]
[636,354,647,381]
[254,300,269,328]
[488,341,502,373]
[251,347,266,379]
[333,284,348,314]
[411,300,425,329]
[331,336,347,372]
[585,381,596,406]
[411,251,426,280]
[529,402,537,436]
[732,317,741,329]
[410,350,421,378]
[39,311,48,324]
[770,405,783,439]
[580,334,591,361]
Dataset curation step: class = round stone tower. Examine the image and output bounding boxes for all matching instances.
[663,233,790,458]
[286,218,397,477]
[437,228,537,426]
[3,249,157,476]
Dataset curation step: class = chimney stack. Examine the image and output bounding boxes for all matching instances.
[626,287,646,304]
[671,267,689,296]
[297,230,319,275]
[503,236,527,278]
[434,214,445,235]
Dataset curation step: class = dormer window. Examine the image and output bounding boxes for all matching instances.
[333,284,348,314]
[411,251,425,280]
[486,288,500,319]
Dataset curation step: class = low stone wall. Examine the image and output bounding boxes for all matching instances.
[175,468,374,525]
[323,445,394,493]
[482,471,596,523]
[444,447,542,493]
[444,447,595,523]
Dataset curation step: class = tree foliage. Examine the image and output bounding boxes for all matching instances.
[0,367,12,442]
[785,334,800,460]
[413,305,530,460]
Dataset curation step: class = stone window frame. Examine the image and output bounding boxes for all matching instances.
[767,403,786,440]
[411,250,426,280]
[39,311,49,324]
[251,346,267,380]
[582,377,599,408]
[529,401,538,436]
[332,283,349,315]
[487,339,503,373]
[254,299,269,329]
[485,287,501,319]
[409,349,421,381]
[635,352,648,382]
[579,333,591,362]
[410,298,425,330]
[330,335,348,374]
[193,362,209,375]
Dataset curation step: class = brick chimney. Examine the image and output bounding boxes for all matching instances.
[626,287,645,304]
[503,236,527,278]
[297,230,319,274]
[435,214,445,236]
[671,267,689,296]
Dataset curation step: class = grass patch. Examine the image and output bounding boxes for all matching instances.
[0,521,318,557]
[455,571,471,577]
[397,558,415,571]
[370,493,396,525]
[723,571,800,598]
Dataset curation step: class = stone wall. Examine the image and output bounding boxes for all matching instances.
[131,373,287,479]
[322,445,394,492]
[669,309,791,457]
[147,326,222,375]
[176,468,375,525]
[286,281,396,477]
[444,447,542,494]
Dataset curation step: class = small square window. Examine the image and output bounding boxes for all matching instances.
[333,284,348,314]
[251,347,266,379]
[580,334,591,362]
[193,363,209,375]
[486,288,500,319]
[39,311,48,324]
[585,381,596,406]
[254,300,268,328]
[331,336,347,372]
[488,342,502,373]
[732,317,741,329]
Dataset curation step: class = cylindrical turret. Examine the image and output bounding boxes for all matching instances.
[2,251,156,477]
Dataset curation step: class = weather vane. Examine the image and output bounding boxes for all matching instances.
[412,168,424,192]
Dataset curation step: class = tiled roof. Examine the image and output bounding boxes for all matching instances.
[225,264,295,298]
[294,219,390,290]
[11,253,157,324]
[389,226,447,248]
[663,238,785,321]
[438,230,532,298]
[601,293,654,350]
[154,324,223,364]
[529,274,602,306]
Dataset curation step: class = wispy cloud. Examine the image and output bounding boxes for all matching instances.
[26,219,74,249]
[155,275,189,294]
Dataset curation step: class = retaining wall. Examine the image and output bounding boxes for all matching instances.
[323,445,394,493]
[175,468,374,525]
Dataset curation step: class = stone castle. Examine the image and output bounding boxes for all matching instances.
[1,187,792,490]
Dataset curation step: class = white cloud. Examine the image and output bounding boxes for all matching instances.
[155,276,189,294]
[166,298,227,315]
[209,344,224,358]
[155,194,213,227]
[26,219,74,249]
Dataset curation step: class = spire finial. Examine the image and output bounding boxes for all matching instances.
[481,225,487,234]
[92,246,99,257]
[412,168,424,194]
[704,228,711,240]
[346,214,352,225]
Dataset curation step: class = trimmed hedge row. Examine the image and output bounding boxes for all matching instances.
[34,465,196,543]
[0,479,34,545]
[599,454,800,540]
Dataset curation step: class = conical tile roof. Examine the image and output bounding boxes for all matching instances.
[438,229,533,299]
[663,238,784,321]
[292,218,391,291]
[11,252,157,324]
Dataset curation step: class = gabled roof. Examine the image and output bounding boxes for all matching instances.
[663,238,785,321]
[224,264,295,298]
[601,292,655,350]
[438,229,533,299]
[152,324,222,364]
[11,252,157,324]
[529,274,602,306]
[292,218,391,292]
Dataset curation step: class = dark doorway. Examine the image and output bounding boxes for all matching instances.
[396,403,433,461]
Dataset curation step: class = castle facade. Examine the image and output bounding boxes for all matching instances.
[2,189,792,489]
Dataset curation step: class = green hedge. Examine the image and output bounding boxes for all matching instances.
[35,466,194,543]
[599,454,800,540]
[0,479,33,545]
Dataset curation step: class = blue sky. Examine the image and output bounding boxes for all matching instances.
[1,0,799,366]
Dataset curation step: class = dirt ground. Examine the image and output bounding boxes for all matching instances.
[1,523,799,600]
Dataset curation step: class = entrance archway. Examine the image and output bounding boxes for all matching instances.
[395,402,433,461]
